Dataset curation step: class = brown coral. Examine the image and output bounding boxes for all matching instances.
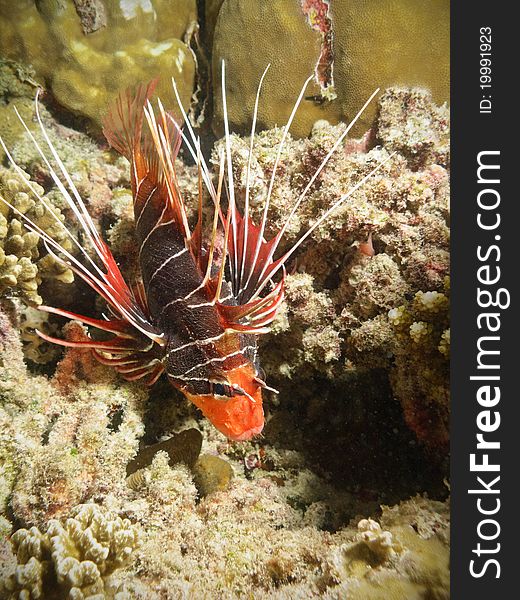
[0,0,197,130]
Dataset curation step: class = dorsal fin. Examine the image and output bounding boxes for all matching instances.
[103,83,191,243]
[102,81,157,165]
[101,69,393,338]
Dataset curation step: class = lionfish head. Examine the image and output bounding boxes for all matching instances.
[183,363,264,441]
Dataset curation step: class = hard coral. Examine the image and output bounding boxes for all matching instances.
[0,0,197,130]
[1,503,139,600]
[215,89,449,459]
[377,88,450,168]
[1,296,450,598]
[211,0,449,137]
[0,166,73,305]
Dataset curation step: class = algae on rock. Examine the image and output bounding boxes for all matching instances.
[0,306,147,530]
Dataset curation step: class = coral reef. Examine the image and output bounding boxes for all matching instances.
[0,15,450,590]
[1,290,449,598]
[0,502,139,599]
[0,166,73,305]
[0,305,147,529]
[0,0,197,129]
[210,0,449,137]
[2,472,448,599]
[211,88,450,458]
[0,56,133,315]
[388,284,450,453]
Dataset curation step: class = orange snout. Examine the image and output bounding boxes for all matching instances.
[184,364,264,441]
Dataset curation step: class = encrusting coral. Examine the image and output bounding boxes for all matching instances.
[0,0,197,130]
[210,0,449,137]
[0,502,139,599]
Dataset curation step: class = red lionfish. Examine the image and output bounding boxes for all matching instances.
[0,64,392,441]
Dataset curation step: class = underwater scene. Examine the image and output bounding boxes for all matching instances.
[0,1,450,598]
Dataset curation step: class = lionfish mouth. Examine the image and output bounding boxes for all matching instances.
[228,425,264,442]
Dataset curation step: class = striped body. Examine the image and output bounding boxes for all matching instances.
[1,67,389,440]
[134,176,258,400]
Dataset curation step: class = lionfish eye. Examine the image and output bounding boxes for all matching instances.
[212,382,229,397]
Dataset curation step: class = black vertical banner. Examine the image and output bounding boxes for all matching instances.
[451,2,515,598]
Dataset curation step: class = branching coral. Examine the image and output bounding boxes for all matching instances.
[1,503,139,599]
[0,166,73,305]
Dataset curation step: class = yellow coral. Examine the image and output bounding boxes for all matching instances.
[409,320,433,344]
[211,0,449,137]
[1,503,139,599]
[0,0,197,129]
[438,328,450,358]
[192,453,234,497]
[0,166,73,304]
